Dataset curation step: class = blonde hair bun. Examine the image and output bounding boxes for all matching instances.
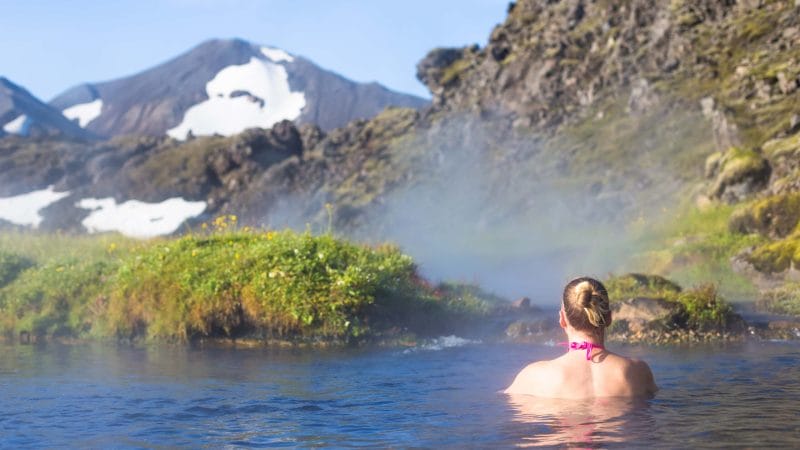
[563,277,611,330]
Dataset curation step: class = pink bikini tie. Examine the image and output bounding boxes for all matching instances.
[560,341,604,360]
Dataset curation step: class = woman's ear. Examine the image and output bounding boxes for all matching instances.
[559,307,567,329]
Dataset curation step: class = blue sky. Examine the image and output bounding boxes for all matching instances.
[0,0,510,100]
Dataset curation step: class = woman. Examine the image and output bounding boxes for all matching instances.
[505,277,657,398]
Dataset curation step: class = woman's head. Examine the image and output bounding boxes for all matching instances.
[562,277,611,337]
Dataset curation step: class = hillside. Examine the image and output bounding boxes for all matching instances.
[2,1,800,305]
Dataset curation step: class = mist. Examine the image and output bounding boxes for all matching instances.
[347,114,684,305]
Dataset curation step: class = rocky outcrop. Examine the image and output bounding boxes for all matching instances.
[611,297,681,334]
[605,273,748,342]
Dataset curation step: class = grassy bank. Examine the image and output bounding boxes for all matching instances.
[0,220,499,344]
[624,202,765,302]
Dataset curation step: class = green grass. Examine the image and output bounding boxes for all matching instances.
[0,251,34,288]
[0,223,497,344]
[624,203,764,301]
[757,283,800,316]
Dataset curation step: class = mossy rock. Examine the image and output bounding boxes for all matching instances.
[728,193,800,239]
[605,275,743,334]
[745,236,800,273]
[604,273,682,302]
[707,147,771,202]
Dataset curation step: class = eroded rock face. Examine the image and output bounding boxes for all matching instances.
[611,297,681,333]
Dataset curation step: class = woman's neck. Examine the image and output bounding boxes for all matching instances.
[565,330,603,345]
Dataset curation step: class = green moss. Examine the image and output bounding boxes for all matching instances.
[440,58,472,85]
[746,237,800,273]
[728,193,800,238]
[709,147,770,197]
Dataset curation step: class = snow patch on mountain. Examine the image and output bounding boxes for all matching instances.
[62,99,103,127]
[166,57,305,140]
[77,197,206,238]
[3,115,30,135]
[0,186,69,227]
[260,46,294,63]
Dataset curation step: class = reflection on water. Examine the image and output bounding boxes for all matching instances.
[0,340,798,447]
[507,394,651,447]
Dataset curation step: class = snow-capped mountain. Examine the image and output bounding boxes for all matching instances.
[0,77,94,140]
[50,38,428,139]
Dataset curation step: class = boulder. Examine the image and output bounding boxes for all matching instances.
[611,297,680,333]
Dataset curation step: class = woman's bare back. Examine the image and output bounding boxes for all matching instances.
[505,350,657,398]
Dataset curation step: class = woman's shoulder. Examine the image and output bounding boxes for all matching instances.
[504,359,564,395]
[603,354,657,395]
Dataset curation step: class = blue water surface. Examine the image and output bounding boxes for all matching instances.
[0,338,798,448]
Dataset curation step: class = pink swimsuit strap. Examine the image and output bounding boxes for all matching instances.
[559,341,604,360]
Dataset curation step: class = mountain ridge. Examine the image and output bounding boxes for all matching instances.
[49,38,428,138]
[0,77,95,140]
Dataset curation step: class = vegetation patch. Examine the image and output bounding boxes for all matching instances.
[0,259,114,339]
[728,193,800,239]
[0,223,497,344]
[757,283,800,317]
[626,203,763,300]
[745,235,800,274]
[0,251,34,288]
[706,147,771,200]
[604,273,682,302]
[605,273,740,333]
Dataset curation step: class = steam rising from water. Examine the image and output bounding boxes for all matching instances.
[257,110,687,305]
[350,116,676,304]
